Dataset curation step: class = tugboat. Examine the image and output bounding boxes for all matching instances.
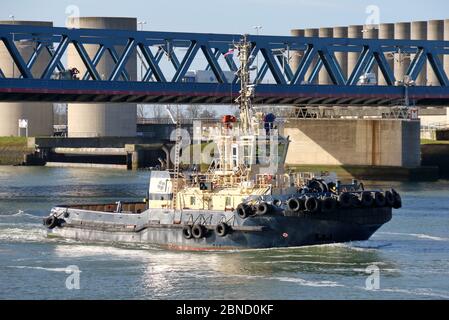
[43,36,402,250]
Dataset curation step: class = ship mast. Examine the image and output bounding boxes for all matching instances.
[207,35,258,185]
[235,35,255,134]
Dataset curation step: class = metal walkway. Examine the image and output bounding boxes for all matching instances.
[0,24,449,105]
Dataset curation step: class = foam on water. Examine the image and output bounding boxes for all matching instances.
[52,244,157,260]
[379,232,449,242]
[224,274,343,288]
[251,260,364,266]
[7,266,76,273]
[370,287,449,300]
[0,210,42,221]
[0,227,48,243]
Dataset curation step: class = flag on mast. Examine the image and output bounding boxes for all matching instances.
[223,49,235,57]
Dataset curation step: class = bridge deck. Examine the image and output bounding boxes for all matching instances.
[0,79,448,106]
[0,25,448,105]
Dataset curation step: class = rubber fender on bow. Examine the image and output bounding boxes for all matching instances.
[305,197,320,213]
[215,223,230,237]
[338,193,352,208]
[236,204,253,219]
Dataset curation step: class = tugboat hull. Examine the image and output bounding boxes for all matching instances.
[46,206,392,251]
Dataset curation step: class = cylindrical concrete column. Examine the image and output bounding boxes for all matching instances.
[304,28,319,84]
[378,23,395,85]
[0,21,54,137]
[67,17,137,137]
[363,25,379,82]
[318,27,333,85]
[444,19,449,83]
[427,20,444,86]
[394,22,411,83]
[333,27,348,81]
[411,21,428,85]
[290,29,305,74]
[348,25,363,80]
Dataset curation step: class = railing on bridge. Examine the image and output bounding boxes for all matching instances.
[0,24,449,105]
[421,122,449,140]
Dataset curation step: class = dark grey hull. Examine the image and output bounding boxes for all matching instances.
[47,206,392,251]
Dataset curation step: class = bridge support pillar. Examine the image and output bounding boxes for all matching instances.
[284,119,421,168]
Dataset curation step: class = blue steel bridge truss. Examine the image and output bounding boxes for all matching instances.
[0,24,449,105]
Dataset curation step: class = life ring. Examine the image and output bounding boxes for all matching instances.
[182,225,193,239]
[192,225,206,239]
[384,190,395,207]
[321,197,337,213]
[256,202,272,216]
[215,223,229,237]
[305,197,320,213]
[374,192,386,207]
[338,193,352,208]
[236,204,253,219]
[360,192,374,207]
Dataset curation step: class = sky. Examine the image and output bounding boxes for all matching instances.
[1,0,448,35]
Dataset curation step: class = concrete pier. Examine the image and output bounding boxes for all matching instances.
[27,137,172,170]
[284,119,420,168]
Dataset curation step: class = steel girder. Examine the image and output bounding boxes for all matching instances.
[0,24,449,105]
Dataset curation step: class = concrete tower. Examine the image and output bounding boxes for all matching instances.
[394,22,411,83]
[318,27,333,84]
[411,21,428,85]
[347,25,363,80]
[67,17,137,137]
[378,23,395,85]
[427,20,444,86]
[0,20,54,137]
[290,29,305,74]
[333,27,348,81]
[363,25,379,82]
[444,19,449,81]
[304,28,319,84]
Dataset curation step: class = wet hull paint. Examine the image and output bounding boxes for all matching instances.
[48,207,392,251]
